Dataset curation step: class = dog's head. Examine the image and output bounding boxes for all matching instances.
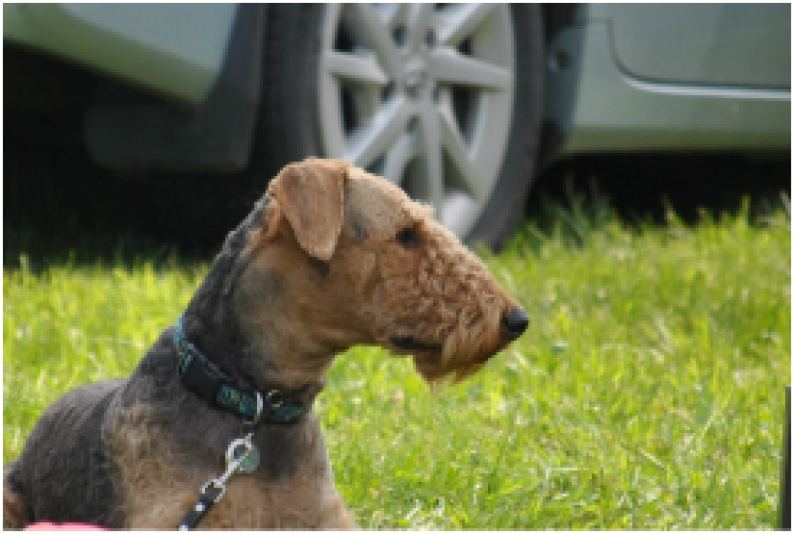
[232,158,527,386]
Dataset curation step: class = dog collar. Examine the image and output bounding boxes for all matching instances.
[173,315,307,425]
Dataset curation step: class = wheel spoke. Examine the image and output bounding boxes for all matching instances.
[438,107,486,201]
[345,97,412,170]
[377,3,410,29]
[417,106,444,214]
[429,49,512,91]
[382,131,417,186]
[345,3,403,78]
[436,3,497,48]
[323,50,388,86]
[406,3,435,52]
[317,74,345,158]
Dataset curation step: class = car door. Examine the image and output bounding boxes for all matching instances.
[610,4,790,89]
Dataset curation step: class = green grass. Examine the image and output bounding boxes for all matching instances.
[4,199,790,529]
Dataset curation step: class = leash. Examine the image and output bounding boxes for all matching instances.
[173,315,306,530]
[178,433,259,531]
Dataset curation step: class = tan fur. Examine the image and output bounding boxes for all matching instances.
[3,487,29,529]
[268,159,346,261]
[237,159,521,387]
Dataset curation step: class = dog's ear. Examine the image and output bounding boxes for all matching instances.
[268,159,348,261]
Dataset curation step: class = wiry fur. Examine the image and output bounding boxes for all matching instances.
[3,159,526,529]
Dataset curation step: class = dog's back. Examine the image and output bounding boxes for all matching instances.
[4,379,125,528]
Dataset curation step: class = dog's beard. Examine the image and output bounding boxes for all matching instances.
[401,306,505,384]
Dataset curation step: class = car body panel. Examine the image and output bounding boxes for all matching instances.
[544,5,790,158]
[610,4,790,89]
[3,3,236,103]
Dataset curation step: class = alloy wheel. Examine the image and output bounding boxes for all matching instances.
[318,4,516,239]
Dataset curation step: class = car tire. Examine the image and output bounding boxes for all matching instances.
[460,4,544,250]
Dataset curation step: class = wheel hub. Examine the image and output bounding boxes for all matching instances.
[403,66,428,97]
[402,61,430,98]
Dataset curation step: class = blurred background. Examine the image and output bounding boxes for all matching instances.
[4,3,791,259]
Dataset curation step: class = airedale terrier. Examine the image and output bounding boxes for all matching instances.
[3,158,528,529]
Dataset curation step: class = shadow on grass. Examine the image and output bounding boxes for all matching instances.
[4,142,223,271]
[4,141,791,270]
[529,153,790,230]
[515,153,791,252]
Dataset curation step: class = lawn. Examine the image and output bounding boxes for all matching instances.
[3,198,790,529]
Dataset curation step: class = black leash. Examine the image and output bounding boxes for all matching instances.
[178,434,259,531]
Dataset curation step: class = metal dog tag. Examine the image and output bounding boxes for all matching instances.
[226,434,260,474]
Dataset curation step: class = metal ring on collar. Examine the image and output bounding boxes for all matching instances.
[242,390,264,427]
[265,389,284,409]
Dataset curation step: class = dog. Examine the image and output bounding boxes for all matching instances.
[3,158,529,529]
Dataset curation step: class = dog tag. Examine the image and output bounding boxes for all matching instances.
[238,444,260,473]
[226,435,260,474]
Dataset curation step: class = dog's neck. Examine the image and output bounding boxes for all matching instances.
[179,199,328,404]
[178,299,327,403]
[176,314,316,422]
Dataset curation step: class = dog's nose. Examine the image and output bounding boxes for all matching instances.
[502,307,529,340]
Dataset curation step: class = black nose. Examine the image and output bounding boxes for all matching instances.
[502,307,529,340]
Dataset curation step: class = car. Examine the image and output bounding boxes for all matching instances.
[4,4,790,249]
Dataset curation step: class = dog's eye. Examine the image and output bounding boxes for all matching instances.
[395,227,420,248]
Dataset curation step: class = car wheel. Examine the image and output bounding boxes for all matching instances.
[249,4,544,249]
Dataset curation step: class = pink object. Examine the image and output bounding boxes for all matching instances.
[26,522,106,531]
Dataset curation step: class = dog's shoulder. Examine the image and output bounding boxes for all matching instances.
[12,376,125,524]
[33,377,125,441]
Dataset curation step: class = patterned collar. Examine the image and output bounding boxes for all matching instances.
[173,315,307,425]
